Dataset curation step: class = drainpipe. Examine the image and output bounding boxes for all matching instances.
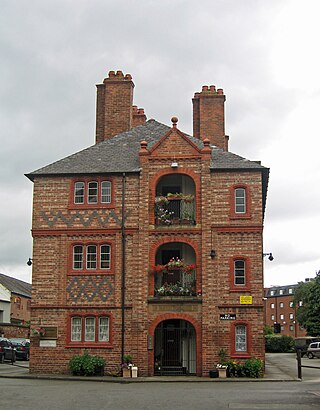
[121,173,126,365]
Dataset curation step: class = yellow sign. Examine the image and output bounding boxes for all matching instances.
[240,296,252,305]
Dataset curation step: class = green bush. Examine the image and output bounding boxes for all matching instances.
[265,335,294,353]
[69,353,106,376]
[225,357,263,378]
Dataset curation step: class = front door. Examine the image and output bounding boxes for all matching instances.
[154,319,196,375]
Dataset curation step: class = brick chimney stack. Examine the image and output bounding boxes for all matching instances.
[132,106,147,128]
[95,70,134,144]
[192,85,228,151]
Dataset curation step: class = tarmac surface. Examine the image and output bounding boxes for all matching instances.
[0,353,306,383]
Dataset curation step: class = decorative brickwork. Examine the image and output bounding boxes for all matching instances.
[28,71,269,377]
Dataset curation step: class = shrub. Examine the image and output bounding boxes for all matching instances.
[265,335,294,353]
[225,357,263,378]
[69,353,106,376]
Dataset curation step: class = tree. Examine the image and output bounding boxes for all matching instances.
[293,271,320,336]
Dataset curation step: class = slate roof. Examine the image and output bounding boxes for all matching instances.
[0,273,32,298]
[26,119,268,178]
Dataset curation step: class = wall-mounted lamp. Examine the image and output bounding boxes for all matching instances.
[27,258,33,266]
[171,161,178,168]
[210,249,216,259]
[263,252,274,261]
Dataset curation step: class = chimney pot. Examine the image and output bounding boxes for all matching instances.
[202,85,209,91]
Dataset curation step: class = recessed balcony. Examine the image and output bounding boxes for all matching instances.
[154,194,195,226]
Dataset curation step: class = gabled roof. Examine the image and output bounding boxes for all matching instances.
[26,119,268,179]
[0,273,32,298]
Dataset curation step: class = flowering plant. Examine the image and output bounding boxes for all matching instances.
[152,259,195,275]
[156,282,195,296]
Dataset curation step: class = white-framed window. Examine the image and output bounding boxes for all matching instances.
[290,325,294,331]
[280,314,284,320]
[86,245,97,269]
[235,324,247,352]
[289,288,293,294]
[289,301,293,308]
[100,245,111,269]
[279,302,284,308]
[271,303,275,309]
[279,289,283,295]
[72,244,111,271]
[235,188,246,214]
[299,301,303,307]
[270,290,275,296]
[71,317,82,342]
[101,181,111,203]
[74,182,85,204]
[290,313,294,320]
[73,245,83,269]
[271,315,275,321]
[99,317,110,342]
[73,179,112,206]
[88,182,98,204]
[70,315,110,343]
[234,260,245,285]
[85,317,95,341]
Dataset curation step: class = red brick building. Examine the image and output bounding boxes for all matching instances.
[26,70,269,376]
[264,284,307,338]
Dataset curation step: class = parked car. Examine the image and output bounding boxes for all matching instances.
[307,341,320,359]
[9,338,30,361]
[0,338,16,363]
[294,337,320,357]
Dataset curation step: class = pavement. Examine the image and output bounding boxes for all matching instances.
[0,354,301,383]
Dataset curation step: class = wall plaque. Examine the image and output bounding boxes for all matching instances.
[220,313,236,320]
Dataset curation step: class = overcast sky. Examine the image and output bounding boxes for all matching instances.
[1,0,319,287]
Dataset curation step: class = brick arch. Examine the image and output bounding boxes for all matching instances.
[148,236,202,296]
[148,313,202,376]
[150,236,200,263]
[150,168,200,224]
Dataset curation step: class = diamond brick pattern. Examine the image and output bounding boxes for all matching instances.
[67,275,113,302]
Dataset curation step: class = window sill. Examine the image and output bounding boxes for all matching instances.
[66,342,112,349]
[68,271,114,276]
[68,204,115,210]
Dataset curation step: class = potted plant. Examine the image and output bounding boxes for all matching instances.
[121,354,133,377]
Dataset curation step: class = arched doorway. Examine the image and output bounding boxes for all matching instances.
[154,319,196,375]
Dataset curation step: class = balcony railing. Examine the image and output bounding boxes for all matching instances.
[154,266,196,297]
[154,195,195,226]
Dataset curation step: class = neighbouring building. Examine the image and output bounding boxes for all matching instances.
[26,70,270,376]
[0,273,31,338]
[264,282,310,338]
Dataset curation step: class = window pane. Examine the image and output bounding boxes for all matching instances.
[101,181,111,203]
[73,245,83,269]
[234,260,245,285]
[100,245,111,269]
[235,325,247,352]
[99,317,110,342]
[235,188,246,213]
[88,182,98,203]
[85,317,95,341]
[71,317,82,341]
[87,245,97,269]
[74,182,84,204]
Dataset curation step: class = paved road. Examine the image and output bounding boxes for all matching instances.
[0,354,320,409]
[0,377,320,409]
